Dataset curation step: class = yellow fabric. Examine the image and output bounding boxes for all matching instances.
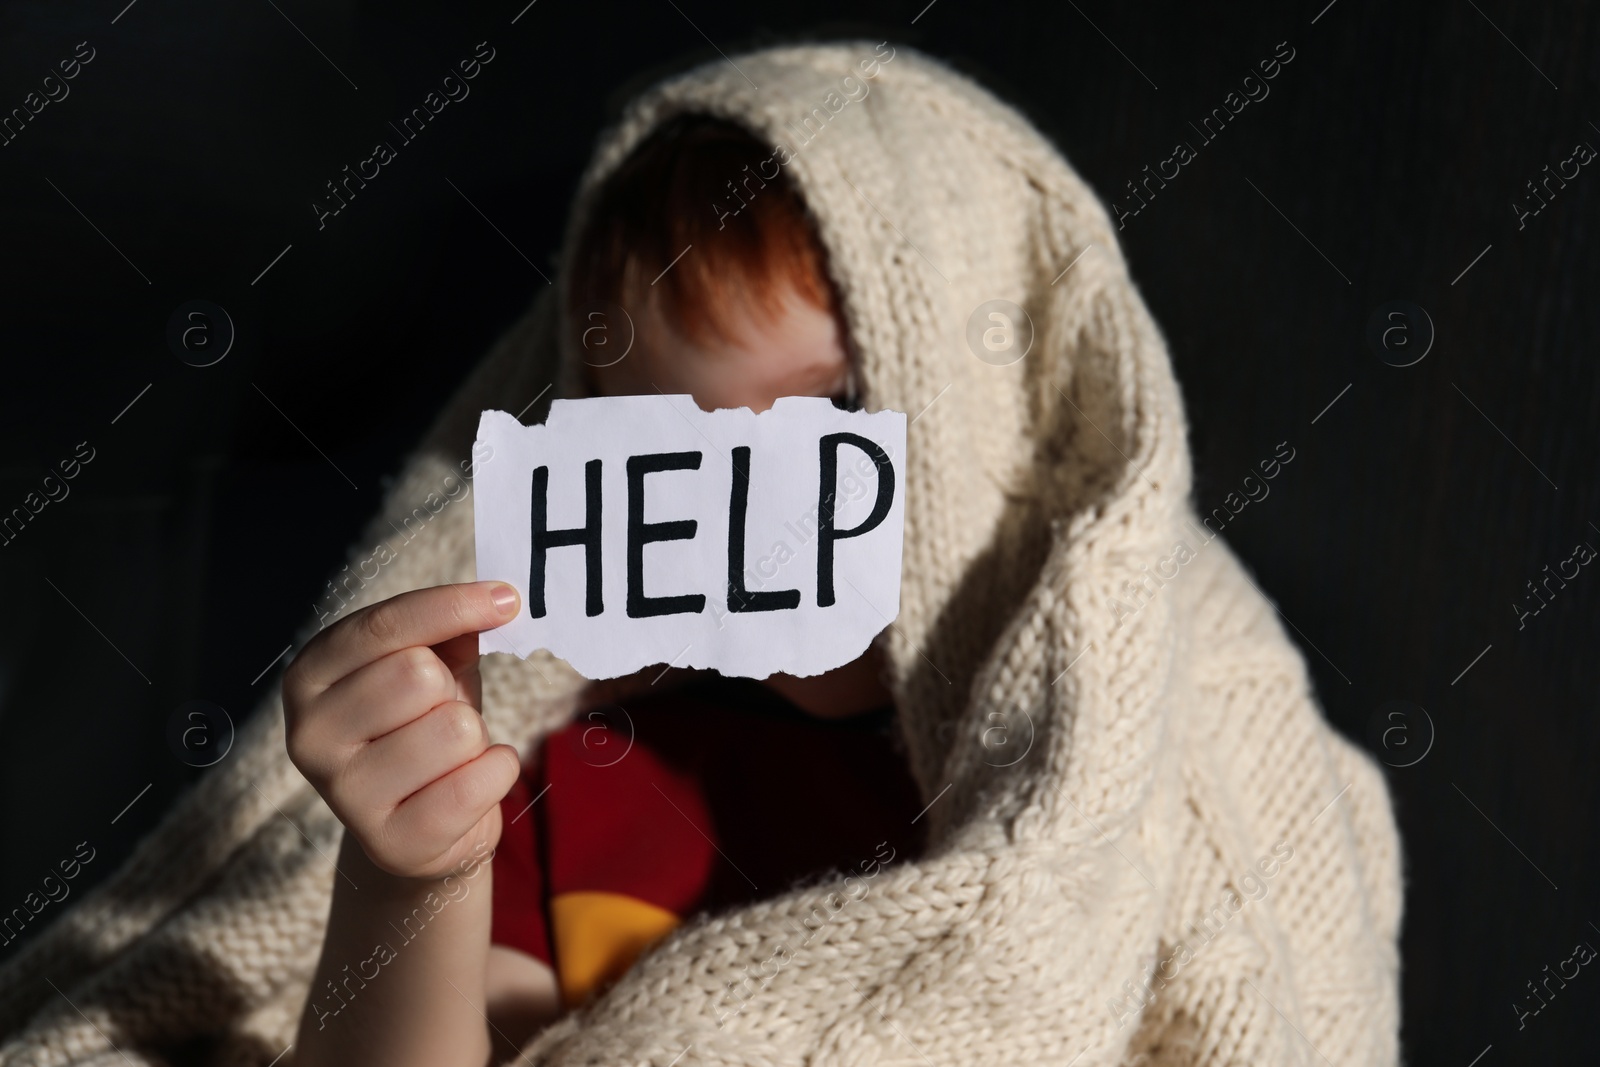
[549,890,682,1007]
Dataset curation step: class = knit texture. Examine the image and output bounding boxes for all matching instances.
[0,40,1403,1066]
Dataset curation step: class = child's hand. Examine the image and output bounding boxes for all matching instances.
[283,581,524,882]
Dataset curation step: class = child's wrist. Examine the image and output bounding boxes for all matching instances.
[336,829,493,898]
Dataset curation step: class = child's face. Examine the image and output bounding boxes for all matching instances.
[587,285,852,413]
[582,282,890,713]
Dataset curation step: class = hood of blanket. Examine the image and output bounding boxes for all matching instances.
[403,38,1195,851]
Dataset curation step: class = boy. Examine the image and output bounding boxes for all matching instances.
[284,114,917,1066]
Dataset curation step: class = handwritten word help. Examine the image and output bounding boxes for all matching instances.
[473,396,906,680]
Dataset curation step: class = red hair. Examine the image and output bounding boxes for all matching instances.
[566,114,836,352]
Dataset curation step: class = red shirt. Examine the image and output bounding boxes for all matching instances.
[490,674,926,1007]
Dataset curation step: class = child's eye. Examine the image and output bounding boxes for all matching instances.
[830,390,861,412]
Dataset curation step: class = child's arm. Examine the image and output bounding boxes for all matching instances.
[283,581,526,1067]
[486,944,563,1060]
[296,829,497,1067]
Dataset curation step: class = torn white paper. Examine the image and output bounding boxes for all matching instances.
[473,395,906,680]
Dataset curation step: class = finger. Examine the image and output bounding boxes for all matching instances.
[378,744,522,873]
[291,581,519,694]
[302,645,460,759]
[344,700,494,811]
[431,630,484,683]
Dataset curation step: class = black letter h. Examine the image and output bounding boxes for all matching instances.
[529,460,602,617]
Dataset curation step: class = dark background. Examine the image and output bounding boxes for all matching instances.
[1,1,1594,1062]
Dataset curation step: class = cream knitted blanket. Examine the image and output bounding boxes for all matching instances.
[0,40,1402,1066]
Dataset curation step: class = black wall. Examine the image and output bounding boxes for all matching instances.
[1,2,1595,1062]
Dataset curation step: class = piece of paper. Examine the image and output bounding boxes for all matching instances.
[473,394,906,680]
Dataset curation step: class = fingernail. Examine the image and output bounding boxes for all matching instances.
[490,583,519,614]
